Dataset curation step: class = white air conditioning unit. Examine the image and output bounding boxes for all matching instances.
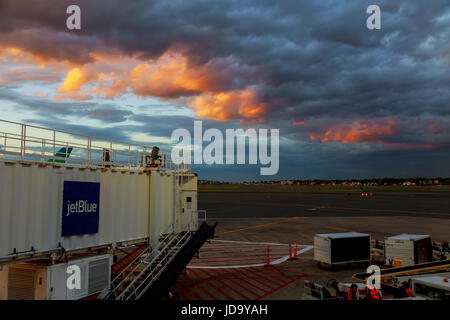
[0,254,112,300]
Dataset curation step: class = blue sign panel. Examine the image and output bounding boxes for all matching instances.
[62,181,100,237]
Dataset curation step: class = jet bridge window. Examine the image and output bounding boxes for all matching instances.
[186,197,192,211]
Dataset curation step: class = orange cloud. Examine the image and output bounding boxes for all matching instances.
[309,119,397,144]
[90,72,129,99]
[292,121,307,126]
[0,47,33,63]
[0,46,68,71]
[51,52,266,122]
[128,54,227,98]
[2,45,266,122]
[58,68,90,93]
[188,89,268,122]
[54,53,231,100]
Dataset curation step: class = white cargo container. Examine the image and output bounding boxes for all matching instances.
[314,232,371,266]
[385,234,432,266]
[0,254,112,300]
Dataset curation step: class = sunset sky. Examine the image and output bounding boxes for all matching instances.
[0,0,449,181]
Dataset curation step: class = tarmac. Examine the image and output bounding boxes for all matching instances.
[170,190,450,300]
[200,192,450,219]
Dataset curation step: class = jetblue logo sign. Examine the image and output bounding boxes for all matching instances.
[62,181,100,236]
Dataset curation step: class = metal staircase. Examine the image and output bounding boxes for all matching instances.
[106,231,193,300]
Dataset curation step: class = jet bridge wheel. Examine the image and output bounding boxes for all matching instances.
[327,278,338,288]
[317,261,336,271]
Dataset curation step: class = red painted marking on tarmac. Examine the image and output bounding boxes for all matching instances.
[198,244,288,251]
[188,241,306,268]
[256,273,307,300]
[276,267,309,276]
[250,266,291,284]
[199,244,288,251]
[193,256,287,264]
[173,267,309,300]
[189,256,287,266]
[179,273,207,300]
[190,260,282,267]
[201,269,251,300]
[192,250,288,259]
[172,238,310,300]
[209,268,261,299]
[194,254,288,261]
[242,267,283,287]
[226,267,277,290]
[202,248,289,253]
[189,268,234,300]
[197,252,288,259]
[266,267,299,282]
[226,268,272,293]
[180,272,217,300]
[200,247,289,251]
[197,249,289,258]
[175,281,191,300]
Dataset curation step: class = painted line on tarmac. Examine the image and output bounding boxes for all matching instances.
[201,268,251,300]
[215,216,307,236]
[203,200,450,216]
[176,267,308,300]
[212,239,291,246]
[256,272,308,300]
[209,268,263,298]
[199,244,289,252]
[188,245,313,269]
[232,267,276,291]
[191,253,287,262]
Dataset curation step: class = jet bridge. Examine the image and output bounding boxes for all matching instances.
[0,119,196,266]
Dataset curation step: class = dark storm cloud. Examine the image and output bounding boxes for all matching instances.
[0,87,132,123]
[0,1,448,114]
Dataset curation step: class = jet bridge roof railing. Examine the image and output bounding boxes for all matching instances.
[0,119,189,172]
